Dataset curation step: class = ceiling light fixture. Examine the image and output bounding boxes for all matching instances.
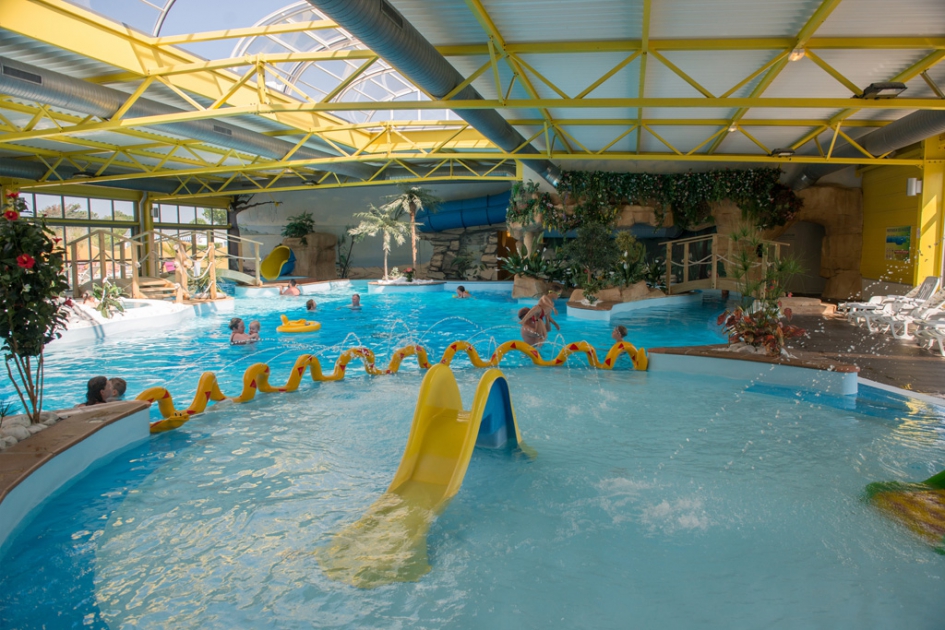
[770,148,795,158]
[727,123,738,133]
[858,81,907,99]
[788,49,805,62]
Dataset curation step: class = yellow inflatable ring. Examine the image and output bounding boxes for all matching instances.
[277,314,321,333]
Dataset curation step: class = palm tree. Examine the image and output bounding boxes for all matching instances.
[349,204,410,280]
[381,184,440,272]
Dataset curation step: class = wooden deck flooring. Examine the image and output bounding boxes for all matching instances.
[784,313,945,398]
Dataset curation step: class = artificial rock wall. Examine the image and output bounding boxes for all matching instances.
[420,226,501,281]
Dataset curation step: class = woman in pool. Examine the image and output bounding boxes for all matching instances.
[229,318,254,345]
[77,375,109,407]
[518,307,546,347]
[519,294,560,341]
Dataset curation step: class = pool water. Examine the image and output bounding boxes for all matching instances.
[2,286,945,629]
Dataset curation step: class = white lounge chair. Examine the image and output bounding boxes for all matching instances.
[875,289,945,339]
[840,276,940,320]
[915,315,945,356]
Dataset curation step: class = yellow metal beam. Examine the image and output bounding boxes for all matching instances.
[0,0,367,145]
[707,0,846,154]
[438,37,945,56]
[153,20,337,47]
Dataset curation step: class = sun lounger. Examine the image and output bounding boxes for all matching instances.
[915,315,945,356]
[840,276,940,320]
[871,289,945,339]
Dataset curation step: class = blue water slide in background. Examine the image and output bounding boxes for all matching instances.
[416,191,512,232]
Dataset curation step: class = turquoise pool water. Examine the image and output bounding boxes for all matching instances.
[2,286,944,629]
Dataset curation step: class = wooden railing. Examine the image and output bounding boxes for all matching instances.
[66,229,142,298]
[660,233,786,296]
[63,228,263,300]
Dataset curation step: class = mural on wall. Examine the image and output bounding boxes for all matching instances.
[885,226,912,262]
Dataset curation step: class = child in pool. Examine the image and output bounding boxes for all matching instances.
[612,325,628,343]
[248,320,261,341]
[306,299,317,311]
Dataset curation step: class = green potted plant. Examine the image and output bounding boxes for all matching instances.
[716,226,805,356]
[281,211,316,245]
[91,280,126,318]
[0,190,71,424]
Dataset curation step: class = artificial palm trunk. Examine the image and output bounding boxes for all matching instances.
[383,232,390,280]
[409,200,418,270]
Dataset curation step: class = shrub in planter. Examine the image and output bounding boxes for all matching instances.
[0,191,70,423]
[281,212,317,245]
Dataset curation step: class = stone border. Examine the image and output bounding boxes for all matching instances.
[648,345,858,396]
[232,278,352,298]
[50,299,235,346]
[567,293,703,321]
[0,401,151,552]
[368,280,446,293]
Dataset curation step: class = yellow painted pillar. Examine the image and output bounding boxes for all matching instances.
[915,134,945,282]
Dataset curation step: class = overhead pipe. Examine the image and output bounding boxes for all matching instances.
[793,110,945,190]
[0,157,192,195]
[305,0,562,187]
[0,56,375,182]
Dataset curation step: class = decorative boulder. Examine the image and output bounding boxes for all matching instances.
[282,232,338,280]
[512,274,565,299]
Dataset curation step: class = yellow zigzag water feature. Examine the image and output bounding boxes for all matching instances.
[136,339,647,433]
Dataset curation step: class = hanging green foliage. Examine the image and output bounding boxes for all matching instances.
[546,168,801,231]
[505,181,556,227]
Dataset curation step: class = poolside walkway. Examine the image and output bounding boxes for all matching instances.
[784,313,945,399]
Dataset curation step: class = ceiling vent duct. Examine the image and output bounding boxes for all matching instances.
[0,157,189,194]
[792,109,945,190]
[306,0,561,187]
[0,56,374,182]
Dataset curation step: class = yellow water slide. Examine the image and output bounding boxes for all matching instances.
[259,245,293,281]
[316,364,531,588]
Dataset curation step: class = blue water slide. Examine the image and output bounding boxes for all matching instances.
[416,191,512,232]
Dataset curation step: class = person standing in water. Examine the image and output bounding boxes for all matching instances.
[280,279,301,296]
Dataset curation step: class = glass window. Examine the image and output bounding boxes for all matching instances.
[113,200,135,222]
[19,193,35,217]
[90,198,112,221]
[159,204,178,223]
[35,194,63,219]
[63,197,89,220]
[178,205,197,224]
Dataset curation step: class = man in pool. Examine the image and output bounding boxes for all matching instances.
[280,279,301,296]
[350,293,361,310]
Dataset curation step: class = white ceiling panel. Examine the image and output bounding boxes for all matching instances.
[817,0,945,37]
[652,0,824,39]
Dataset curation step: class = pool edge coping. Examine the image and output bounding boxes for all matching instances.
[0,401,151,552]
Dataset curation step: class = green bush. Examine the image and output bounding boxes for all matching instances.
[0,191,70,423]
[281,212,316,244]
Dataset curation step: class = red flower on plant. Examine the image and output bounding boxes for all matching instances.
[16,253,35,269]
[5,191,18,199]
[3,210,18,221]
